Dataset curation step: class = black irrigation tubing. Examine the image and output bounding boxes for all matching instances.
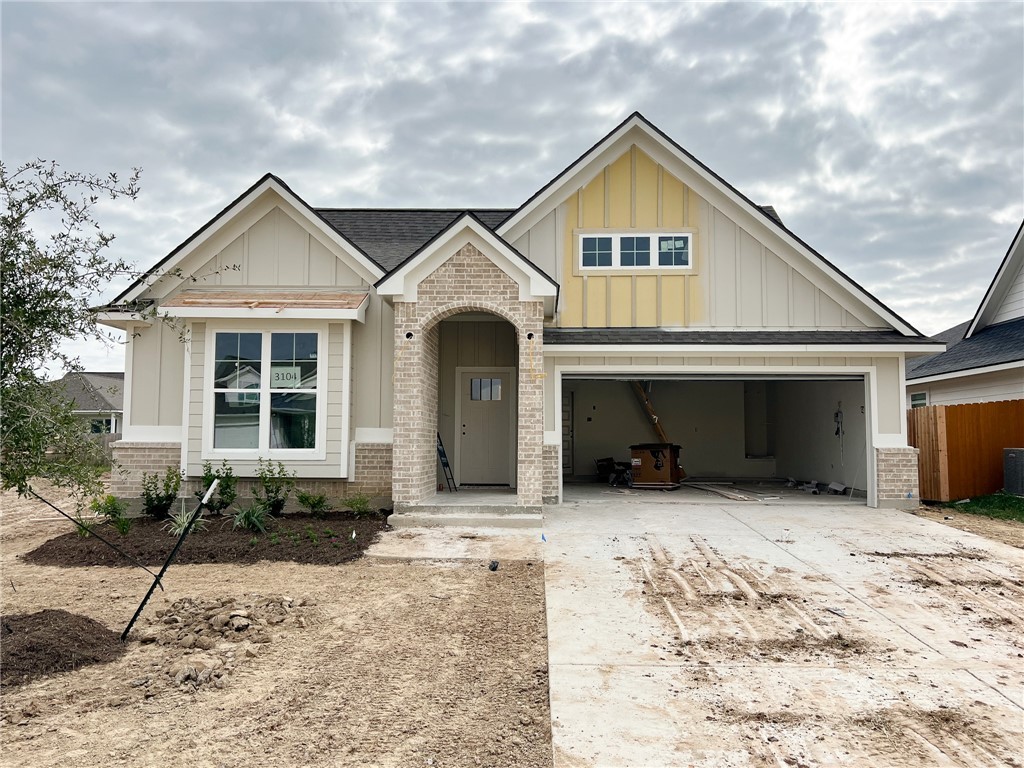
[121,479,219,643]
[29,489,164,589]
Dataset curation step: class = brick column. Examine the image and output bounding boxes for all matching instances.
[875,446,920,509]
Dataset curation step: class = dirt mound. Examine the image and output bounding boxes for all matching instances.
[1,609,126,688]
[22,512,388,568]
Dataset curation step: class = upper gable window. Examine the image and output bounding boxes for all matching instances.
[579,233,692,272]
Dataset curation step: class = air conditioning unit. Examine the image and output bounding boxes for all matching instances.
[1005,448,1024,496]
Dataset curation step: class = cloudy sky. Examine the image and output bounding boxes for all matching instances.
[3,1,1022,373]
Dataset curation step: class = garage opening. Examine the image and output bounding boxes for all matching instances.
[561,375,868,501]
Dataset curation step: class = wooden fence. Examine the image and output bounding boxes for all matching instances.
[907,399,1024,502]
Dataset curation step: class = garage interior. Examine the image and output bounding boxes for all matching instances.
[561,376,868,499]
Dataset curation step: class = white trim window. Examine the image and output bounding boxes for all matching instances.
[910,392,928,409]
[207,328,325,458]
[579,232,693,271]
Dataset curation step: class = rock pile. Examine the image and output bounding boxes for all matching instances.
[133,594,312,690]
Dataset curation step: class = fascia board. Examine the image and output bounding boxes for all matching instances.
[967,220,1024,337]
[378,217,557,302]
[160,303,367,323]
[906,359,1024,385]
[120,177,384,305]
[96,311,152,330]
[543,343,946,355]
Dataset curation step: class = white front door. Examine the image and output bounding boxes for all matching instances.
[458,370,513,485]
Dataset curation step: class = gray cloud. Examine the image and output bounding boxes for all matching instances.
[2,1,1021,371]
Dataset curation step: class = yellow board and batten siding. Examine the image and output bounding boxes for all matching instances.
[561,145,700,329]
[554,145,870,331]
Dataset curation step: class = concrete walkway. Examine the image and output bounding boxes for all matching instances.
[543,495,1024,767]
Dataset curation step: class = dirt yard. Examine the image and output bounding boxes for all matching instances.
[0,487,552,767]
[912,505,1024,549]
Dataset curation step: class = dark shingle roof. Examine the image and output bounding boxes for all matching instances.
[905,315,1024,380]
[905,320,970,375]
[54,372,124,412]
[543,328,937,346]
[316,209,514,272]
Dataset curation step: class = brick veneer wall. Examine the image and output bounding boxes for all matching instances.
[542,444,560,503]
[392,243,545,507]
[112,441,394,507]
[876,446,920,509]
[111,442,183,497]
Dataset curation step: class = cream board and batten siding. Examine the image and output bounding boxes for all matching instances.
[122,321,186,442]
[123,192,396,467]
[513,144,885,331]
[185,320,351,479]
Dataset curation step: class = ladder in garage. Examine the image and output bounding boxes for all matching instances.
[436,432,457,492]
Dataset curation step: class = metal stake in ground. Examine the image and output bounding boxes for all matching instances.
[29,490,164,589]
[120,479,219,643]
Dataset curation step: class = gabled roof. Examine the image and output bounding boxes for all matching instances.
[54,372,124,412]
[375,212,558,311]
[497,111,924,338]
[317,209,514,272]
[967,219,1024,337]
[113,174,385,305]
[905,320,970,376]
[906,315,1024,381]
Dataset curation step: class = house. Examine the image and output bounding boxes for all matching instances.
[97,113,942,516]
[54,371,124,434]
[907,220,1024,407]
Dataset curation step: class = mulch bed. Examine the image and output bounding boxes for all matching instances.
[1,609,126,688]
[22,512,390,568]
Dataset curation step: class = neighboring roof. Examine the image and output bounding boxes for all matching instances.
[161,290,367,311]
[967,219,1024,337]
[905,320,970,376]
[906,315,1024,380]
[316,209,514,273]
[496,111,924,338]
[55,372,124,412]
[544,328,941,347]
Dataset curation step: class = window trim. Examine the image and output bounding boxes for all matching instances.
[202,322,329,461]
[577,230,696,274]
[909,392,928,409]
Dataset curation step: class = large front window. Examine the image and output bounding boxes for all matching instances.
[212,331,319,451]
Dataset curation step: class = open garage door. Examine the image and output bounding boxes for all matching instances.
[560,374,868,502]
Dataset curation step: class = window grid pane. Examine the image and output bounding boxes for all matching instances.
[658,235,690,266]
[469,377,503,401]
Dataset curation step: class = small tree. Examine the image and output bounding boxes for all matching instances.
[1,160,141,497]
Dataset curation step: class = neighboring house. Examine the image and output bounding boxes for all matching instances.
[97,113,941,513]
[54,371,124,434]
[907,220,1024,407]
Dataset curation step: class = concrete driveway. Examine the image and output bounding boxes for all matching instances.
[544,491,1024,767]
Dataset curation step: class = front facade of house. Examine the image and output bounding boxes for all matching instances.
[100,114,939,511]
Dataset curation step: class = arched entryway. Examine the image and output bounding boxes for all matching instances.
[389,244,545,511]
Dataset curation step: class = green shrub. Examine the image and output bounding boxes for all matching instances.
[162,506,208,537]
[254,459,295,514]
[110,516,133,535]
[90,494,127,521]
[197,460,237,515]
[233,501,272,533]
[72,514,96,538]
[342,492,374,517]
[296,490,331,517]
[141,466,182,519]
